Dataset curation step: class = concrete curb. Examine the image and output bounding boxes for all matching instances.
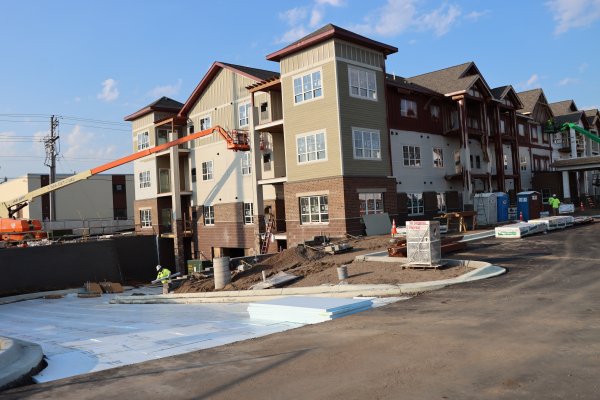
[0,288,87,306]
[111,261,506,305]
[0,337,44,391]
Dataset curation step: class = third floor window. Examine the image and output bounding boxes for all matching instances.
[137,131,149,151]
[294,70,322,104]
[349,66,376,100]
[400,99,417,118]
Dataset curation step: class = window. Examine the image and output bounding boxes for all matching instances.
[518,123,525,136]
[407,193,424,216]
[191,167,196,183]
[476,155,481,169]
[450,110,459,129]
[203,205,214,225]
[400,99,417,118]
[139,171,151,188]
[468,88,482,98]
[541,189,551,204]
[353,129,381,160]
[430,104,440,119]
[293,70,322,104]
[161,208,172,231]
[140,209,152,228]
[159,168,170,193]
[241,152,251,175]
[531,124,539,140]
[349,66,377,100]
[500,119,506,134]
[243,203,254,224]
[239,103,251,127]
[470,155,474,169]
[520,155,527,171]
[300,195,328,224]
[433,147,444,168]
[437,192,447,213]
[359,193,383,216]
[297,132,326,163]
[403,145,421,167]
[157,130,169,145]
[200,116,211,130]
[202,161,213,181]
[137,132,149,151]
[263,153,272,172]
[467,116,480,130]
[504,154,508,170]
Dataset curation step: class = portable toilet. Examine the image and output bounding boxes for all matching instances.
[517,191,542,221]
[496,192,509,222]
[474,193,498,226]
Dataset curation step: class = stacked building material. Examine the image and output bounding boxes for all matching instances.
[494,222,547,238]
[247,296,373,324]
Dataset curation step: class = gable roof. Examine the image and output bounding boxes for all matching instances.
[491,85,524,109]
[517,89,546,114]
[266,23,397,62]
[406,61,492,97]
[549,100,578,116]
[584,109,600,127]
[124,96,184,121]
[554,111,587,127]
[178,62,278,117]
[385,74,443,97]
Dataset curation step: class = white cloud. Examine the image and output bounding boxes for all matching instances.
[277,0,345,43]
[74,97,82,103]
[148,79,182,98]
[546,0,600,34]
[276,26,309,44]
[62,125,116,160]
[352,0,461,37]
[579,62,589,73]
[315,0,344,5]
[417,3,461,37]
[464,10,490,21]
[516,74,540,90]
[310,9,323,27]
[558,77,579,86]
[97,78,119,102]
[279,7,308,26]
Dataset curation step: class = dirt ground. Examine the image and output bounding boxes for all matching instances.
[175,235,471,293]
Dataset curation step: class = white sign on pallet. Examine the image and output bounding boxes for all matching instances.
[406,220,441,267]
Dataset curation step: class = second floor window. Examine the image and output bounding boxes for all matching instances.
[403,145,421,167]
[239,103,251,127]
[401,99,417,118]
[294,70,322,104]
[243,203,254,224]
[433,147,444,168]
[349,66,376,100]
[137,132,149,150]
[531,124,539,140]
[353,129,381,159]
[297,132,326,163]
[203,205,214,225]
[241,152,251,175]
[139,171,151,188]
[200,116,211,130]
[430,104,440,119]
[202,161,213,181]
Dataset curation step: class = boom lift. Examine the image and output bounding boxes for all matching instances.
[0,126,249,243]
[545,121,600,144]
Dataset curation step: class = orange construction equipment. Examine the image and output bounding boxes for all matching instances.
[391,219,397,236]
[0,126,249,245]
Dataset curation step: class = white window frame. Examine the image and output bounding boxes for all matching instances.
[352,128,381,160]
[359,193,384,216]
[203,205,214,226]
[433,147,444,168]
[239,103,251,127]
[402,145,421,167]
[531,124,539,140]
[348,65,377,101]
[140,208,152,228]
[518,123,525,136]
[430,104,440,119]
[202,160,213,181]
[200,115,212,130]
[437,192,447,213]
[293,69,322,105]
[139,170,151,188]
[400,99,418,118]
[407,193,424,216]
[297,131,327,164]
[299,195,329,224]
[520,155,527,171]
[243,202,254,224]
[241,152,251,175]
[137,131,149,151]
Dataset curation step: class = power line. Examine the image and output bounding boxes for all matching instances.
[0,113,129,126]
[60,122,131,132]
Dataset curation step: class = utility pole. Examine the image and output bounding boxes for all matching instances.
[44,115,60,221]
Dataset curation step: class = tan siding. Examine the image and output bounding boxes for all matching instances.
[282,59,342,181]
[280,41,335,75]
[336,60,391,176]
[132,113,156,151]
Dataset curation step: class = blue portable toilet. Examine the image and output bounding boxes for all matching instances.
[496,192,509,222]
[517,191,542,221]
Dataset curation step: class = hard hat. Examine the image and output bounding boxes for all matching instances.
[553,194,557,197]
[156,265,162,271]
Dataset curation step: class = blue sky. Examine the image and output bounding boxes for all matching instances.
[1,0,599,180]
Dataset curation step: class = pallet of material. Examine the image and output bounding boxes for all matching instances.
[528,216,574,231]
[247,296,373,324]
[388,236,466,257]
[494,222,547,238]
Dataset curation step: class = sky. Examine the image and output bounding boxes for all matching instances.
[1,0,600,181]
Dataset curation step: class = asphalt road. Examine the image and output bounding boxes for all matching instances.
[3,223,599,400]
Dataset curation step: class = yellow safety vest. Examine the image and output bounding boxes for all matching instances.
[157,268,171,284]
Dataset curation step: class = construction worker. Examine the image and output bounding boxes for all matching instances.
[156,265,172,294]
[549,194,561,216]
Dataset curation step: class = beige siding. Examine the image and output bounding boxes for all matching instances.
[281,58,342,181]
[280,41,335,75]
[131,113,155,152]
[336,58,391,176]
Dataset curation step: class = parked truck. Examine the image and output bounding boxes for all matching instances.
[0,126,249,246]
